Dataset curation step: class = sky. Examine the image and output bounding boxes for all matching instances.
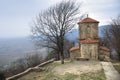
[0,0,120,38]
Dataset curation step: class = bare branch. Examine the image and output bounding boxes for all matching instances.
[103,14,120,60]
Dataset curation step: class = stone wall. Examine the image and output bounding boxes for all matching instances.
[99,50,110,61]
[70,49,80,61]
[79,23,98,39]
[81,43,98,59]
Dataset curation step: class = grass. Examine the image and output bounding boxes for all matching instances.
[42,72,61,80]
[18,61,71,80]
[18,60,106,80]
[19,71,79,80]
[17,72,43,80]
[44,61,61,68]
[44,60,71,68]
[112,61,120,73]
[19,71,105,80]
[63,73,79,80]
[80,70,106,80]
[43,70,106,80]
[42,72,79,80]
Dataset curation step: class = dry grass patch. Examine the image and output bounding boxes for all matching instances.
[112,61,120,73]
[80,70,106,80]
[18,60,106,80]
[42,72,79,80]
[52,61,102,75]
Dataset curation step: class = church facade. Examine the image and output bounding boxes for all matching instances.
[70,17,110,61]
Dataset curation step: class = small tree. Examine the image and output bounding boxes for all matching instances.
[31,0,83,64]
[103,14,120,60]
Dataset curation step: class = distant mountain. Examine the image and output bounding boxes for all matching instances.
[98,25,110,37]
[66,29,78,41]
[66,25,110,41]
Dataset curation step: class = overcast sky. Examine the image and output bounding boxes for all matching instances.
[0,0,120,38]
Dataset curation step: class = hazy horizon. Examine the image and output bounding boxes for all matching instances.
[0,37,49,66]
[0,24,109,38]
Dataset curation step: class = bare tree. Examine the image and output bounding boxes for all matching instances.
[103,14,120,60]
[99,37,109,47]
[31,0,83,64]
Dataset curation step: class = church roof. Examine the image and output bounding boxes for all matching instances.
[69,46,110,52]
[78,17,99,24]
[69,46,79,52]
[79,38,99,44]
[99,46,110,52]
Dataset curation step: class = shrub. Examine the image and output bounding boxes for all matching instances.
[0,72,5,80]
[2,53,47,77]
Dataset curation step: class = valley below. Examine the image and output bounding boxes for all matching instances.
[0,37,48,67]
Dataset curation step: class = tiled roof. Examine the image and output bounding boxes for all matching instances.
[69,46,79,52]
[69,46,109,53]
[78,17,99,24]
[99,46,110,52]
[79,38,99,44]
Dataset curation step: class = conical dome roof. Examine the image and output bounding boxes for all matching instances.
[78,17,99,24]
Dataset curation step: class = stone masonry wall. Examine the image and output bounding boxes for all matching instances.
[99,50,110,61]
[70,49,80,61]
[81,43,98,59]
[79,23,98,39]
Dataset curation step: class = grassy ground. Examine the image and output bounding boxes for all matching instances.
[18,71,106,80]
[18,60,106,80]
[112,61,120,73]
[42,71,106,80]
[42,72,79,80]
[80,70,106,80]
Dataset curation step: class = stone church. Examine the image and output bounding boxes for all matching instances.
[70,17,110,61]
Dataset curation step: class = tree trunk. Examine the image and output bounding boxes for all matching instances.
[57,52,60,60]
[118,51,120,61]
[60,36,64,64]
[60,52,64,64]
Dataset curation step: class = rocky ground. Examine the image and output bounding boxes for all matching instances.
[101,62,120,80]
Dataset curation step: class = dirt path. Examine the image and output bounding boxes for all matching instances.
[52,61,102,75]
[101,62,120,80]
